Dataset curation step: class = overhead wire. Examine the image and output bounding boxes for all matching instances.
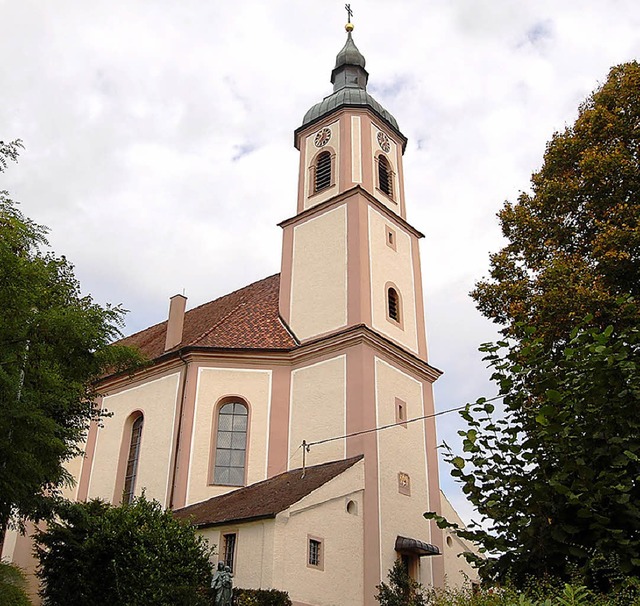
[303,393,505,450]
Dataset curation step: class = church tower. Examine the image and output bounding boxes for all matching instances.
[279,25,427,359]
[279,21,445,603]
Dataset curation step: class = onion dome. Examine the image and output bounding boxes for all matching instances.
[297,25,403,142]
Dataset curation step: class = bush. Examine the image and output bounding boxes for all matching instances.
[35,495,213,606]
[0,561,31,606]
[376,559,427,606]
[232,587,292,606]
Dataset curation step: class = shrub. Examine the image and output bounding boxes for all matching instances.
[35,495,213,605]
[376,559,427,606]
[231,587,292,606]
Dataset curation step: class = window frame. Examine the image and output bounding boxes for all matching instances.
[210,398,250,487]
[307,535,325,571]
[221,531,238,573]
[309,148,336,196]
[114,411,145,505]
[376,153,395,201]
[385,225,397,251]
[395,397,408,428]
[385,283,403,328]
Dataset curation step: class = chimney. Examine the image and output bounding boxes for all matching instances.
[164,294,187,351]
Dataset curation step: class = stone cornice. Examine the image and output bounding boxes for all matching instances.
[277,185,424,239]
[98,323,442,393]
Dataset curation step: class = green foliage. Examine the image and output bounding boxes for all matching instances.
[423,579,640,605]
[437,60,640,592]
[231,587,292,606]
[472,61,640,346]
[0,140,144,525]
[376,559,428,606]
[427,322,640,586]
[35,495,213,606]
[0,560,31,606]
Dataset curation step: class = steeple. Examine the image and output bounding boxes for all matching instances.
[330,30,369,92]
[297,23,403,143]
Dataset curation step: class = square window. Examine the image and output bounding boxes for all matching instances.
[307,535,324,570]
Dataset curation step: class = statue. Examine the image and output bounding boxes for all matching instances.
[211,561,233,606]
[211,561,224,592]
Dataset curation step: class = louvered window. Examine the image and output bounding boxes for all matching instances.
[213,402,248,486]
[378,155,393,197]
[315,151,332,192]
[388,287,400,323]
[123,415,143,504]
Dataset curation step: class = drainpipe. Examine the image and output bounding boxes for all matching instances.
[169,349,189,509]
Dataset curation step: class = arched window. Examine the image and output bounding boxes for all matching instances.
[213,401,248,486]
[378,155,393,198]
[123,415,143,504]
[387,287,400,323]
[314,151,332,192]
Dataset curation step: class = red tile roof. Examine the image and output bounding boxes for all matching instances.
[174,456,364,527]
[117,274,297,359]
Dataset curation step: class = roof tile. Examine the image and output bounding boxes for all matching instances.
[117,274,297,359]
[174,456,363,527]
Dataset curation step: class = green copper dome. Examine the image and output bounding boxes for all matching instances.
[298,30,402,137]
[334,32,366,70]
[302,88,400,132]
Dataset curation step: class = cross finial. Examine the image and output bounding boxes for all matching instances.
[345,4,353,23]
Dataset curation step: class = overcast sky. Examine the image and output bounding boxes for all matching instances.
[2,1,640,523]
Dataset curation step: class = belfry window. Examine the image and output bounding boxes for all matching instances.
[123,415,143,504]
[315,151,332,192]
[387,287,400,323]
[378,155,393,198]
[213,401,248,486]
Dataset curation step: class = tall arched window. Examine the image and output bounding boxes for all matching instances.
[123,415,143,504]
[314,151,332,192]
[378,155,393,198]
[387,286,400,323]
[213,401,248,486]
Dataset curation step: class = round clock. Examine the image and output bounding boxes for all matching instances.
[314,127,332,148]
[377,131,391,153]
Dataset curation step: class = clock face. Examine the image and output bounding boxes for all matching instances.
[314,127,332,148]
[377,131,391,153]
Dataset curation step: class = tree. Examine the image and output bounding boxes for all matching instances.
[427,62,640,590]
[35,495,213,606]
[0,140,144,528]
[375,559,427,606]
[472,61,640,347]
[428,323,640,587]
[0,561,31,606]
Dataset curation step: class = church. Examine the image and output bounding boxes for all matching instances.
[3,19,479,606]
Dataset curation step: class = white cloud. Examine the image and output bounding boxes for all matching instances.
[2,0,640,519]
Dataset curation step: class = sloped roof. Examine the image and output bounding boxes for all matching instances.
[117,274,297,360]
[174,455,364,528]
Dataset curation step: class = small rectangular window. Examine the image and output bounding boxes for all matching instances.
[395,397,407,427]
[386,226,397,251]
[307,535,324,570]
[222,533,237,572]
